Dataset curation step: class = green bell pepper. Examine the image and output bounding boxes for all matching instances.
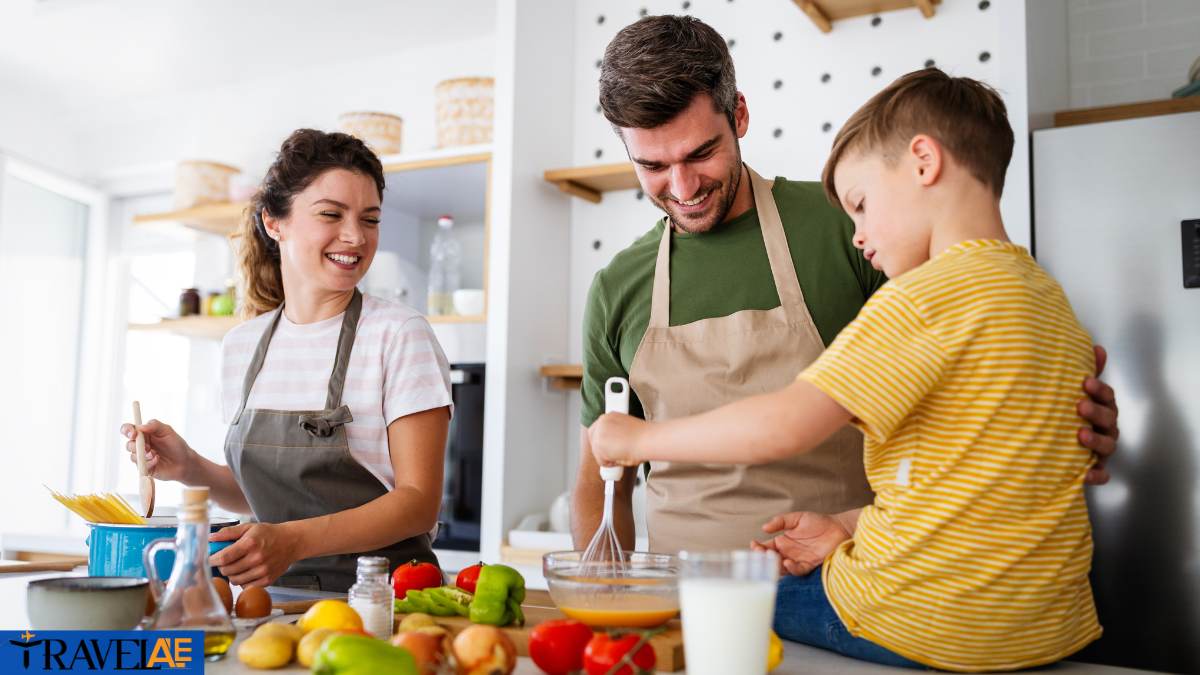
[468,563,526,626]
[311,634,417,675]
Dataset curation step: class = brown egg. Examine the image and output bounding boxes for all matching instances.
[235,585,272,618]
[212,577,233,614]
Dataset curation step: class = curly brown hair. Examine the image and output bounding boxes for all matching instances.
[236,129,385,317]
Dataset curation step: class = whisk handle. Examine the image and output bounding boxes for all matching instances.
[604,377,630,415]
[599,465,624,481]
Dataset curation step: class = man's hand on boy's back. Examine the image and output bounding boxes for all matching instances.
[1080,345,1120,485]
[752,511,853,576]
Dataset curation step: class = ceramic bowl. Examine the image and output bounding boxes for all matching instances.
[27,576,148,630]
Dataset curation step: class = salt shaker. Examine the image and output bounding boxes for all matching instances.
[348,556,394,639]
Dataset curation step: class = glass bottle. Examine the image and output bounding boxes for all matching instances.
[143,486,236,661]
[427,214,461,316]
[348,556,394,639]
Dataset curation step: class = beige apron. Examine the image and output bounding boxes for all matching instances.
[628,167,873,554]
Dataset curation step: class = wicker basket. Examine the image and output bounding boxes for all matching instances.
[174,161,240,210]
[337,111,404,156]
[435,77,494,148]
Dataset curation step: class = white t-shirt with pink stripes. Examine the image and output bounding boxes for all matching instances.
[220,294,453,489]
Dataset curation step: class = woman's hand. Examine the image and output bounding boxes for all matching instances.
[752,511,851,577]
[120,419,196,483]
[1079,345,1120,485]
[588,413,649,468]
[209,522,303,588]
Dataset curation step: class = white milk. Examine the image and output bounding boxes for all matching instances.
[679,578,777,675]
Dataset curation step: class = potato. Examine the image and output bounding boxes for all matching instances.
[253,622,302,644]
[296,628,337,668]
[397,612,438,632]
[236,635,293,669]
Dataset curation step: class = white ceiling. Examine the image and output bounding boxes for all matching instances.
[0,0,496,117]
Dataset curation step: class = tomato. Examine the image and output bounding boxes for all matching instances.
[391,559,443,596]
[528,619,594,674]
[582,633,656,675]
[455,562,484,594]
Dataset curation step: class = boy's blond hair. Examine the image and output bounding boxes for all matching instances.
[821,68,1014,207]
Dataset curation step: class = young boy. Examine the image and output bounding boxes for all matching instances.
[589,68,1102,671]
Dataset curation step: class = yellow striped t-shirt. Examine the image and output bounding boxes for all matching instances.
[798,239,1101,671]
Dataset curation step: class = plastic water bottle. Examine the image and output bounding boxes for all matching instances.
[428,214,461,315]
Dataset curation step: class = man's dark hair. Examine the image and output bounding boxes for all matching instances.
[599,15,737,131]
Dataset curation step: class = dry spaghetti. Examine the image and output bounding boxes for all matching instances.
[47,486,146,525]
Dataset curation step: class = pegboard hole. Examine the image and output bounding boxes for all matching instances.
[773,128,783,139]
[639,7,648,16]
[682,0,691,9]
[636,190,645,200]
[727,38,737,48]
[595,58,603,69]
[773,79,783,90]
[597,15,605,25]
[773,31,783,41]
[594,148,604,159]
[871,16,882,27]
[595,104,602,114]
[822,122,833,133]
[592,240,603,250]
[979,51,991,63]
[978,0,991,10]
[924,59,936,68]
[871,66,883,77]
[820,72,831,83]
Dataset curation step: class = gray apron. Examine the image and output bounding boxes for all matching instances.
[224,289,437,591]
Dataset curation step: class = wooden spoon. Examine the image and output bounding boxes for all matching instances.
[132,401,155,518]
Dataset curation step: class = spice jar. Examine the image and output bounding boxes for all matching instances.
[179,288,201,317]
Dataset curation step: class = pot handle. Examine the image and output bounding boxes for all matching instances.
[142,536,176,602]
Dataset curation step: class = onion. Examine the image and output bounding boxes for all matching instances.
[452,625,517,675]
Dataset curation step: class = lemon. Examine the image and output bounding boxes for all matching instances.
[297,600,364,634]
[767,630,784,672]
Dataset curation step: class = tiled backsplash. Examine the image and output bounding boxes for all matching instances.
[1068,0,1200,107]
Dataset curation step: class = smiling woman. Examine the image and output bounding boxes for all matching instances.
[119,129,454,592]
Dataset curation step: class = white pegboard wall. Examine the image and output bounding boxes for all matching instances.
[567,0,1025,363]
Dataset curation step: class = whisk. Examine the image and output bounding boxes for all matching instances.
[580,376,632,576]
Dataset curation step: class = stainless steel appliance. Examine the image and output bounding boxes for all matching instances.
[1033,111,1200,674]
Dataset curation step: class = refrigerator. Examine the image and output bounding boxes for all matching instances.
[1033,111,1200,674]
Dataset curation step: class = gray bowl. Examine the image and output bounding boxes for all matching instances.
[27,576,148,630]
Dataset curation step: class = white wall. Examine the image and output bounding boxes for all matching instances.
[1068,0,1200,107]
[556,0,1043,488]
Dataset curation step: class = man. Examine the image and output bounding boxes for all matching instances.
[572,15,1119,565]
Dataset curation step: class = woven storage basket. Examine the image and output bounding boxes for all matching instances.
[337,111,404,155]
[174,161,240,210]
[435,77,494,148]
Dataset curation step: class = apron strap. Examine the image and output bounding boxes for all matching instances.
[231,289,364,424]
[232,305,287,425]
[648,221,673,329]
[746,167,806,316]
[324,289,364,410]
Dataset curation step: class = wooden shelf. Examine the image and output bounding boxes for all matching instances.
[793,0,939,33]
[543,162,639,203]
[128,315,241,340]
[1054,97,1200,128]
[540,364,582,390]
[131,201,247,237]
[132,145,494,237]
[428,314,486,324]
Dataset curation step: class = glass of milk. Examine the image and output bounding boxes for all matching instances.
[678,549,779,675]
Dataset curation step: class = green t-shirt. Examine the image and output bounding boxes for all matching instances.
[580,178,887,426]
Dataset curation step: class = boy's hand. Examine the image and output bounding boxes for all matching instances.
[1079,345,1119,485]
[752,511,851,577]
[588,412,647,468]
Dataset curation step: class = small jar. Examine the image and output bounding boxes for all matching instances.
[179,288,201,317]
[203,292,220,316]
[348,556,394,639]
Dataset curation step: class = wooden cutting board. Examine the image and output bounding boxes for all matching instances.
[271,589,686,671]
[398,591,686,672]
[0,559,87,573]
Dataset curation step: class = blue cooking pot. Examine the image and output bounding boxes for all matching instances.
[86,516,238,580]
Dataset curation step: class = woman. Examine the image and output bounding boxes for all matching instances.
[121,129,452,591]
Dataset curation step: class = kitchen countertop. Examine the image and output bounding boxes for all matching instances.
[0,570,1165,674]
